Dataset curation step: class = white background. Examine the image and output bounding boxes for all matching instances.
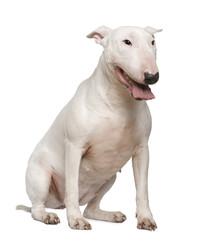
[0,0,210,239]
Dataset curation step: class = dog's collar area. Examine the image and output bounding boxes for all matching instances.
[114,66,155,100]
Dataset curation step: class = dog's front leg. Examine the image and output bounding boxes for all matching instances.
[64,140,91,230]
[132,145,157,231]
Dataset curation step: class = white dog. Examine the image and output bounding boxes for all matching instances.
[17,26,162,230]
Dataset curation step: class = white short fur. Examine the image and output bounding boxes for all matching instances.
[17,25,161,230]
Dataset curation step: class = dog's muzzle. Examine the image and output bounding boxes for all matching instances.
[144,72,159,85]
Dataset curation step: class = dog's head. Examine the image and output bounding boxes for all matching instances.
[87,26,162,100]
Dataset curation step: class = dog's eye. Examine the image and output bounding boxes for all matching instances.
[151,40,155,46]
[123,39,132,46]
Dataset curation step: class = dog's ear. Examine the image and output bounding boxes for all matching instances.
[144,26,162,36]
[87,26,112,46]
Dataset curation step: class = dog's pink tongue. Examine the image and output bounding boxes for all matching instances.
[131,81,155,100]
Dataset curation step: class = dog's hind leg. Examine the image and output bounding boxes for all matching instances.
[83,174,127,223]
[25,152,60,224]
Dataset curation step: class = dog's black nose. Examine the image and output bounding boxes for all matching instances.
[144,72,159,85]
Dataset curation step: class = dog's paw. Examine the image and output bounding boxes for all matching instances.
[84,208,126,223]
[136,214,157,231]
[42,212,60,224]
[112,211,127,222]
[68,217,92,230]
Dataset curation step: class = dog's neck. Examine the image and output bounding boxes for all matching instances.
[89,53,142,113]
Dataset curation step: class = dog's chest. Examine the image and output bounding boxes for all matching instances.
[81,117,141,178]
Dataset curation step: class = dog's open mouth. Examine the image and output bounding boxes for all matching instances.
[115,67,155,100]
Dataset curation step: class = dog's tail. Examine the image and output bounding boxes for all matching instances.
[16,205,31,213]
